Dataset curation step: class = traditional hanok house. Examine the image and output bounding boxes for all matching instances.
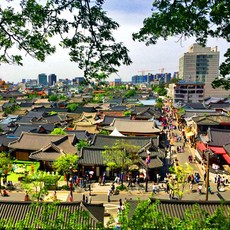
[102,118,162,136]
[77,134,166,181]
[0,115,19,132]
[130,106,156,120]
[0,201,104,229]
[196,128,230,171]
[33,98,51,108]
[7,124,55,139]
[0,134,15,152]
[97,115,130,130]
[66,130,94,142]
[72,112,102,134]
[8,133,78,171]
[66,106,97,126]
[191,114,230,134]
[15,110,69,128]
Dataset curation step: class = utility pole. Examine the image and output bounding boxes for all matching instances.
[145,153,150,192]
[205,150,210,201]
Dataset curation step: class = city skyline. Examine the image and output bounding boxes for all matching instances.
[0,0,228,83]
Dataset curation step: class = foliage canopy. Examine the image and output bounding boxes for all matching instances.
[0,0,131,82]
[133,0,230,89]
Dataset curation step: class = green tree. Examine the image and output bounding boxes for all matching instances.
[133,0,230,90]
[102,140,140,185]
[0,152,11,191]
[52,154,78,185]
[114,199,230,230]
[1,0,131,82]
[48,95,58,102]
[66,103,78,112]
[124,110,131,116]
[155,98,163,109]
[123,89,136,98]
[99,130,110,135]
[153,84,167,96]
[169,78,180,84]
[169,163,192,200]
[22,171,59,202]
[76,140,90,151]
[51,128,67,135]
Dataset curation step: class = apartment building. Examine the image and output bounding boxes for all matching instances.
[179,44,228,97]
[168,81,205,103]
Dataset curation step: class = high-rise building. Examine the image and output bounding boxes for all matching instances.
[72,77,84,85]
[179,43,228,97]
[38,73,48,86]
[48,74,57,86]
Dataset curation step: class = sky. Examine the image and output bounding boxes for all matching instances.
[0,0,229,83]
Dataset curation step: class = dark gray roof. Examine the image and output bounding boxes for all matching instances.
[0,201,104,228]
[66,130,94,141]
[208,128,230,146]
[131,106,155,115]
[7,124,55,138]
[140,156,163,169]
[16,111,46,124]
[110,105,127,111]
[78,147,105,165]
[19,102,34,108]
[90,134,159,149]
[32,107,69,113]
[128,199,230,220]
[183,103,206,109]
[100,115,130,126]
[209,103,230,109]
[106,98,122,104]
[16,111,67,125]
[73,106,97,114]
[0,134,17,147]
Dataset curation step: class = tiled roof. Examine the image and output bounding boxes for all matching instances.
[183,103,206,109]
[90,134,159,149]
[0,201,104,228]
[100,115,130,126]
[208,128,230,146]
[0,134,16,147]
[204,97,226,105]
[66,130,94,141]
[78,147,105,165]
[32,107,69,113]
[73,106,97,114]
[8,133,77,151]
[29,151,64,161]
[192,115,230,125]
[110,105,127,111]
[184,109,218,118]
[140,156,163,169]
[103,118,162,134]
[128,199,230,220]
[8,124,55,138]
[209,103,230,109]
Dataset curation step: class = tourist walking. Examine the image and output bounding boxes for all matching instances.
[107,189,111,202]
